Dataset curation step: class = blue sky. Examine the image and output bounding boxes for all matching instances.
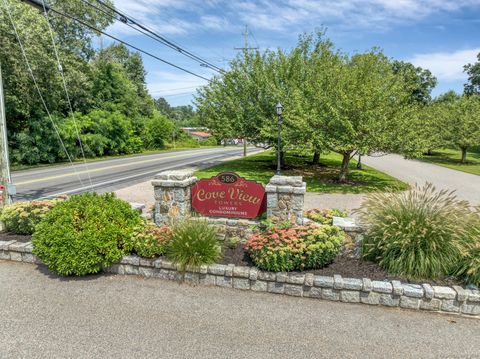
[110,0,480,106]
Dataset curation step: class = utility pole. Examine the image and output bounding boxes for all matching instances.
[234,25,258,157]
[0,62,12,207]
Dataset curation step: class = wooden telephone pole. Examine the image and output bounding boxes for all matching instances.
[0,62,12,207]
[234,25,258,157]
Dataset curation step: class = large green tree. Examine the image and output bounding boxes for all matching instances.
[441,95,480,163]
[464,52,480,95]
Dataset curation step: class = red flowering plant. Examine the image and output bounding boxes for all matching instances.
[244,224,344,272]
[128,221,173,258]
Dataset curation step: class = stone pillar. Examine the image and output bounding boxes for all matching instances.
[265,175,306,225]
[152,170,197,225]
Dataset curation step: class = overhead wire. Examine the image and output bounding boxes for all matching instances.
[91,0,225,74]
[2,0,86,188]
[44,4,210,81]
[40,0,94,190]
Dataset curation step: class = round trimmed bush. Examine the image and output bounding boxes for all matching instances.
[245,224,344,272]
[32,193,142,276]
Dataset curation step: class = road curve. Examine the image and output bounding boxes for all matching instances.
[363,154,480,205]
[12,147,262,201]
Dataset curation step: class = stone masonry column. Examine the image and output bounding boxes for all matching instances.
[152,170,197,225]
[265,175,306,225]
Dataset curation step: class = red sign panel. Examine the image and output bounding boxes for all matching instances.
[191,172,266,219]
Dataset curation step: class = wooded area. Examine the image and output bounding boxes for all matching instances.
[1,0,201,166]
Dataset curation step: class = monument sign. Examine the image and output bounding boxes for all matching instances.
[191,172,266,219]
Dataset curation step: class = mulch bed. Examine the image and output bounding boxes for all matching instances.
[0,231,32,243]
[220,243,461,287]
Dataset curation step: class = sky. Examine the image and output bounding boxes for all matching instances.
[109,0,480,106]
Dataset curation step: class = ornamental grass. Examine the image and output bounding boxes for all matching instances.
[356,183,479,280]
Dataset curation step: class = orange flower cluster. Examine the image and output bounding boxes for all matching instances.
[245,224,344,272]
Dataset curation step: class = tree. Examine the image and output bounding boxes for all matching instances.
[435,90,460,103]
[464,52,480,95]
[324,50,412,181]
[96,44,154,117]
[142,112,174,149]
[441,95,480,163]
[392,60,437,104]
[155,97,173,117]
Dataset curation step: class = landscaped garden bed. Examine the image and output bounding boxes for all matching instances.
[1,185,479,316]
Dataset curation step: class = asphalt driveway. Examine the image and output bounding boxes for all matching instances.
[0,261,478,359]
[363,154,480,204]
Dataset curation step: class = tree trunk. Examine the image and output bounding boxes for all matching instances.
[339,152,352,183]
[312,150,320,166]
[280,150,285,167]
[243,139,247,157]
[356,154,362,170]
[461,147,467,164]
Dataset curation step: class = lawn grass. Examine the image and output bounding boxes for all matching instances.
[420,149,480,176]
[195,151,408,193]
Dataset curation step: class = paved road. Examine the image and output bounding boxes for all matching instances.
[363,154,480,205]
[11,147,261,201]
[0,261,478,359]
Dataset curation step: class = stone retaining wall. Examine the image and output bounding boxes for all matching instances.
[1,239,478,318]
[190,217,257,241]
[266,175,306,225]
[152,170,197,225]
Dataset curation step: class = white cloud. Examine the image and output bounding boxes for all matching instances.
[231,0,480,31]
[200,15,229,30]
[408,48,480,81]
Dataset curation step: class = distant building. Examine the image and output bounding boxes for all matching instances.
[181,127,208,134]
[190,131,211,141]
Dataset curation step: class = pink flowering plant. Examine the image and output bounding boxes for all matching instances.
[244,224,344,272]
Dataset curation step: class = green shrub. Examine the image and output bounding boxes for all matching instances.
[356,183,476,279]
[304,208,348,225]
[167,219,220,271]
[225,236,241,249]
[0,198,64,235]
[32,193,142,276]
[244,225,344,272]
[128,222,172,258]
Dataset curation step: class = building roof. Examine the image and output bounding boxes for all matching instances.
[190,131,211,137]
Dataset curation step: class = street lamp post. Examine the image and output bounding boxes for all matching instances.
[275,102,283,175]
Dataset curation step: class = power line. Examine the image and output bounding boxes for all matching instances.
[43,4,210,81]
[40,0,94,190]
[3,0,85,188]
[91,0,225,74]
